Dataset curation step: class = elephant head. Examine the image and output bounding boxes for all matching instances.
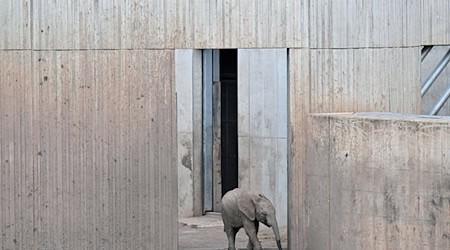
[238,192,282,250]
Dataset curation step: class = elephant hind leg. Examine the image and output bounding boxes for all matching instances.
[225,227,238,250]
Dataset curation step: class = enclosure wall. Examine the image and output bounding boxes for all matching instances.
[306,113,450,249]
[0,6,177,248]
[1,0,450,249]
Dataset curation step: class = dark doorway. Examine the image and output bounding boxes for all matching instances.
[220,50,238,196]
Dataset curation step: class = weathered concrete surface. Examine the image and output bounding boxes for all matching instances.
[306,112,450,249]
[238,49,288,226]
[288,47,421,249]
[422,0,450,45]
[178,214,288,250]
[0,50,178,249]
[176,49,203,217]
[176,49,195,218]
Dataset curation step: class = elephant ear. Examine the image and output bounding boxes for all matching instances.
[238,193,256,221]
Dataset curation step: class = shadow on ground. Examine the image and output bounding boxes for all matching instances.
[178,213,288,250]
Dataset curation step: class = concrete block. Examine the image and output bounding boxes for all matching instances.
[306,112,450,249]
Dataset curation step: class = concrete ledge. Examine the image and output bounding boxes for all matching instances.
[305,112,450,249]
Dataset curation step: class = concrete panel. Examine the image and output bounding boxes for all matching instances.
[212,80,222,211]
[306,113,450,250]
[0,50,177,249]
[33,0,123,49]
[0,51,33,249]
[238,49,288,226]
[276,51,289,138]
[422,0,450,45]
[176,49,204,217]
[309,48,420,113]
[19,0,450,50]
[305,176,329,250]
[175,0,309,49]
[310,0,421,48]
[176,49,194,133]
[192,50,204,216]
[287,48,311,250]
[244,137,288,225]
[178,132,194,218]
[23,0,450,51]
[239,49,288,138]
[238,136,251,190]
[249,138,276,196]
[275,138,288,226]
[30,0,310,50]
[0,0,30,49]
[32,0,177,50]
[288,47,421,249]
[121,0,177,49]
[237,50,251,138]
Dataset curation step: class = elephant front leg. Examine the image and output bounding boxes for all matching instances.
[243,220,262,249]
[225,227,238,250]
[246,221,259,249]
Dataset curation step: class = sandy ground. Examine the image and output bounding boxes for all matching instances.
[178,213,288,250]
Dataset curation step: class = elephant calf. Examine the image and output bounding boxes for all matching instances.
[220,188,282,250]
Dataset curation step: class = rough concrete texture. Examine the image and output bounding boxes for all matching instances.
[176,49,204,217]
[306,112,450,249]
[238,49,289,226]
[178,214,288,250]
[176,49,195,218]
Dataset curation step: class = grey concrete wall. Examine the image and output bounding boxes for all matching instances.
[238,49,288,226]
[288,47,422,249]
[9,0,445,49]
[421,46,450,116]
[306,113,450,249]
[1,2,179,248]
[2,1,450,249]
[0,50,177,249]
[176,49,203,218]
[422,0,450,45]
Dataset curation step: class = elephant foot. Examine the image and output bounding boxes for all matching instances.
[246,243,262,250]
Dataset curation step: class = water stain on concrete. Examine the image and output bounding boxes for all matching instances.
[181,139,192,171]
[182,153,192,170]
[430,212,437,226]
[384,182,399,223]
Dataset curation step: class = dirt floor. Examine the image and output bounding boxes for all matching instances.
[178,213,288,250]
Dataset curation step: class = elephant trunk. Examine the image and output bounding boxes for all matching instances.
[271,221,282,250]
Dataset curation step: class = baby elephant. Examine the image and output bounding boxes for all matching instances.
[221,188,282,250]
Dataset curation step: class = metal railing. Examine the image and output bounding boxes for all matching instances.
[421,46,450,115]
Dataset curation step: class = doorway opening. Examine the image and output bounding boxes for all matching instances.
[176,48,289,249]
[219,49,239,197]
[202,49,239,213]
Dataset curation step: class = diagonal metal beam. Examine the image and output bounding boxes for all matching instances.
[421,49,450,97]
[428,83,450,115]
